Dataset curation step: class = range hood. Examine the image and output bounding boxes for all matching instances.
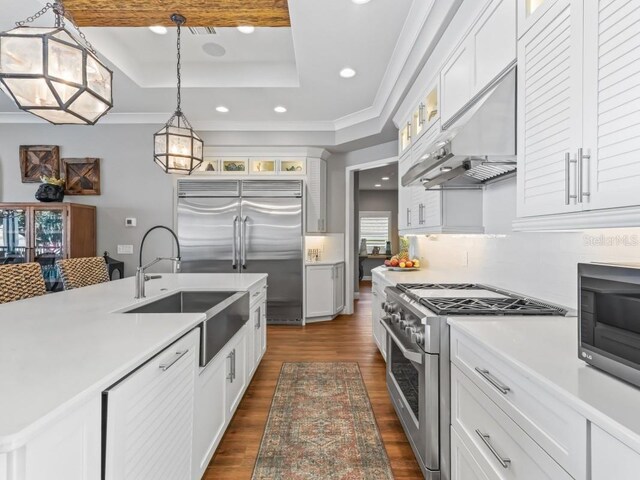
[402,65,516,190]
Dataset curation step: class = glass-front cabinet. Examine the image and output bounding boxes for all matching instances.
[0,203,96,291]
[412,84,439,141]
[0,207,27,264]
[399,121,412,156]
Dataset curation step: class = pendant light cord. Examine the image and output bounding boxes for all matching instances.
[174,15,184,116]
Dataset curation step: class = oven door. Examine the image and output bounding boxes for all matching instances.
[383,318,439,475]
[579,263,640,387]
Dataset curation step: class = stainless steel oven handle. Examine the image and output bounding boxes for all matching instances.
[381,320,423,365]
[241,216,248,270]
[476,429,511,469]
[475,367,510,395]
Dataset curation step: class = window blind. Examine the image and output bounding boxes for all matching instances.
[359,212,390,253]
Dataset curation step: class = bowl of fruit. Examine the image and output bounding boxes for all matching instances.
[383,254,420,271]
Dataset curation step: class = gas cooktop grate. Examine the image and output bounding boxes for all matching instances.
[418,297,566,316]
[397,283,484,292]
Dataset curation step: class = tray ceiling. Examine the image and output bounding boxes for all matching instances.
[64,0,290,27]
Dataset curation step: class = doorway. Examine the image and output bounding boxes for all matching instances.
[344,156,398,312]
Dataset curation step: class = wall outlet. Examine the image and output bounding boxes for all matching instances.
[125,217,137,227]
[117,244,134,255]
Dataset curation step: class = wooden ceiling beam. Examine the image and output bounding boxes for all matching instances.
[63,0,290,27]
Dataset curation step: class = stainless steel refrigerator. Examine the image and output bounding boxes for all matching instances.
[176,179,303,324]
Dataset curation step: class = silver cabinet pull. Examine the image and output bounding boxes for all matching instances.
[475,367,510,395]
[232,216,239,269]
[227,351,234,383]
[578,148,591,202]
[256,308,261,329]
[406,208,411,227]
[564,153,577,205]
[231,349,236,380]
[159,349,188,372]
[476,429,511,469]
[407,121,412,142]
[252,291,261,298]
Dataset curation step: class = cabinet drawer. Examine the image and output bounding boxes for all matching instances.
[451,427,491,480]
[249,281,267,306]
[591,424,640,480]
[451,328,586,478]
[451,365,572,479]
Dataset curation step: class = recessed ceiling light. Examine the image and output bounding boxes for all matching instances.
[374,184,382,188]
[237,25,255,34]
[340,67,357,78]
[149,25,168,35]
[216,106,229,113]
[352,0,371,4]
[274,106,287,113]
[381,176,390,181]
[202,42,226,57]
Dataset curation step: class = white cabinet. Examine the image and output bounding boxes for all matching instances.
[21,396,101,480]
[225,326,247,416]
[516,0,640,228]
[371,280,387,360]
[451,428,490,480]
[306,157,327,233]
[192,344,228,479]
[398,151,416,231]
[582,0,640,211]
[305,262,345,320]
[104,329,199,480]
[247,289,267,378]
[517,0,583,218]
[591,424,640,480]
[441,0,516,126]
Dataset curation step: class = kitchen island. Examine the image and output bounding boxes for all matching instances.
[0,273,267,480]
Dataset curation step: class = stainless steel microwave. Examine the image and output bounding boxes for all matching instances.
[579,263,640,388]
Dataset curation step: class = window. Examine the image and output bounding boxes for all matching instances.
[359,211,391,254]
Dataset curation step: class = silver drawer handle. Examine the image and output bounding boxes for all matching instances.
[476,429,511,469]
[159,349,188,372]
[252,291,261,297]
[475,367,510,395]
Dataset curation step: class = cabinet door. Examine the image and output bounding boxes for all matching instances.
[591,424,640,480]
[32,206,66,290]
[193,349,228,479]
[582,0,640,211]
[333,263,345,313]
[226,327,247,416]
[398,153,414,232]
[306,266,335,317]
[24,396,101,480]
[441,41,474,124]
[473,0,516,89]
[246,305,257,377]
[371,285,387,360]
[306,158,327,233]
[104,330,198,480]
[517,0,584,217]
[251,298,266,372]
[0,207,28,264]
[260,297,267,358]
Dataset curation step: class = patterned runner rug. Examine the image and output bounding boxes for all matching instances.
[252,362,394,480]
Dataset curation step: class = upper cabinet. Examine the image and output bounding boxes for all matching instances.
[306,157,327,233]
[441,0,517,126]
[515,0,640,229]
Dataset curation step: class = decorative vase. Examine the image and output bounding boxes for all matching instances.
[35,183,64,202]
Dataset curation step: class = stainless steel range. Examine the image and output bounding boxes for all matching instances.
[381,283,567,480]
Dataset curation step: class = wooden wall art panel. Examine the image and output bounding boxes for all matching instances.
[64,0,290,27]
[19,146,60,183]
[62,158,101,195]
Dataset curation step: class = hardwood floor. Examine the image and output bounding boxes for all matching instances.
[203,281,423,479]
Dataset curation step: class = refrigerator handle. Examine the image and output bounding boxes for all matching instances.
[232,215,239,269]
[241,216,248,270]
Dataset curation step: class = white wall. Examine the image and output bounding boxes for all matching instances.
[326,140,398,233]
[0,124,178,276]
[413,178,640,309]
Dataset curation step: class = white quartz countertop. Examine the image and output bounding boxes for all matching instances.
[305,260,344,266]
[448,316,640,453]
[0,273,266,452]
[371,265,478,287]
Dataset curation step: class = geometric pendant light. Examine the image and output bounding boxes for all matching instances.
[0,1,113,125]
[153,14,203,175]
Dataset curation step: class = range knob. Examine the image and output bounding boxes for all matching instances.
[400,319,410,329]
[384,302,399,314]
[391,313,402,324]
[405,325,416,336]
[411,331,425,346]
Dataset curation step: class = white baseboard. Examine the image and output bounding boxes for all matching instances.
[362,276,372,281]
[354,292,360,300]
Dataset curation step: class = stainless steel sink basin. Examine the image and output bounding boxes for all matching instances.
[124,291,236,314]
[123,290,250,368]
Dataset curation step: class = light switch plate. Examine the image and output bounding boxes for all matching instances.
[125,217,137,227]
[117,244,134,255]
